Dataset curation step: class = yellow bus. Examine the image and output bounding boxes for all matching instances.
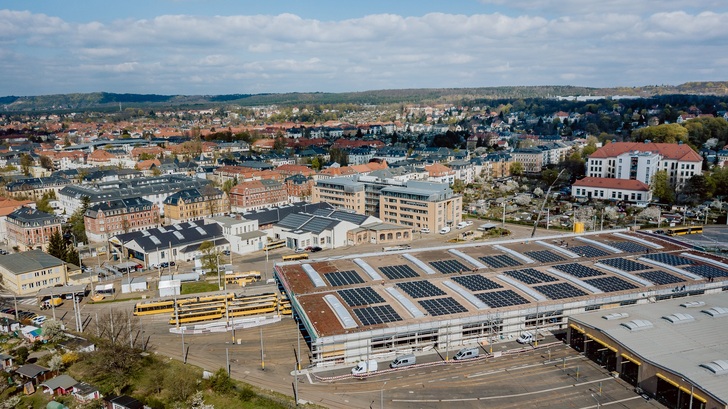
[224,271,262,286]
[264,239,286,251]
[667,226,703,236]
[282,253,309,261]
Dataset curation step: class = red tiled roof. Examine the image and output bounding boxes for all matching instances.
[572,177,650,191]
[589,142,702,162]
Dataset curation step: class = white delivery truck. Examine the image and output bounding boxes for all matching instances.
[351,360,378,375]
[517,331,535,344]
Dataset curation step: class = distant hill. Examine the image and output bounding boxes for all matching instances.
[2,82,727,113]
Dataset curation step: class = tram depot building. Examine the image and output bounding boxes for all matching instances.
[275,230,728,408]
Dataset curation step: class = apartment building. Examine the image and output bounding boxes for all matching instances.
[511,148,544,173]
[6,207,63,252]
[84,198,160,242]
[571,177,653,204]
[0,250,68,295]
[586,142,702,190]
[163,187,229,224]
[312,178,366,214]
[229,179,288,213]
[4,177,72,201]
[379,181,462,232]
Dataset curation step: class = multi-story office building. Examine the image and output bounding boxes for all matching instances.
[312,178,366,214]
[379,181,462,232]
[6,207,63,252]
[84,198,160,242]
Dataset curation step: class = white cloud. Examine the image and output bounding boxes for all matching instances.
[0,7,727,95]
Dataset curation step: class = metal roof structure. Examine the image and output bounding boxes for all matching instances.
[113,221,223,252]
[570,291,728,406]
[0,250,64,275]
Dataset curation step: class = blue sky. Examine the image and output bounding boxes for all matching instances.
[1,1,727,96]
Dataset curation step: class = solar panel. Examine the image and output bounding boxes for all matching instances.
[553,263,605,278]
[452,275,503,292]
[503,268,558,284]
[584,276,639,292]
[430,259,470,274]
[599,258,651,272]
[608,241,649,253]
[475,290,530,308]
[479,254,522,269]
[684,265,728,279]
[337,287,385,307]
[637,270,685,285]
[644,253,696,266]
[325,270,365,287]
[569,245,610,258]
[353,305,402,326]
[418,297,468,316]
[379,264,419,280]
[397,281,446,299]
[525,250,566,263]
[535,282,589,300]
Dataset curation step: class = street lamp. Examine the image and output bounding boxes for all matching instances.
[380,381,387,409]
[591,393,600,409]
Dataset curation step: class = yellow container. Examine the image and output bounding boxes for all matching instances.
[573,222,585,233]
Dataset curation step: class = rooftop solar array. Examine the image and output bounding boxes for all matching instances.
[584,276,639,293]
[353,305,403,326]
[479,254,522,269]
[637,270,685,285]
[325,270,365,287]
[397,280,446,299]
[418,297,468,316]
[475,289,530,308]
[452,275,503,292]
[430,259,470,274]
[599,258,651,272]
[525,250,566,263]
[644,253,696,266]
[608,241,649,253]
[684,265,728,279]
[337,287,385,307]
[503,268,558,285]
[379,264,419,280]
[534,282,589,300]
[553,263,606,278]
[569,245,610,258]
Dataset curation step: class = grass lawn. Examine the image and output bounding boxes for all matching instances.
[181,281,220,295]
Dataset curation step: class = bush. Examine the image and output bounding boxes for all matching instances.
[239,386,255,402]
[13,347,28,364]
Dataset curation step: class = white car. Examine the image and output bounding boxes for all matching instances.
[420,228,431,234]
[439,227,451,234]
[32,315,47,325]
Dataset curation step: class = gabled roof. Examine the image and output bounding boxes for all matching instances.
[113,221,223,253]
[40,374,78,391]
[589,142,702,162]
[572,177,650,191]
[7,207,61,225]
[15,363,49,378]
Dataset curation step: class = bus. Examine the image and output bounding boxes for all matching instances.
[264,239,286,251]
[228,300,277,318]
[133,297,195,316]
[667,226,703,236]
[224,271,262,286]
[282,253,309,261]
[169,308,225,325]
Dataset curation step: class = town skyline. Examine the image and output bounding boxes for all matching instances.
[2,0,727,96]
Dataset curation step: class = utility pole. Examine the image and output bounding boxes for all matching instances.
[260,327,265,370]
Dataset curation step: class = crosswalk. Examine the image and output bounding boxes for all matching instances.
[17,298,37,306]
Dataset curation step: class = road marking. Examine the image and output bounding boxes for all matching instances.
[578,395,641,409]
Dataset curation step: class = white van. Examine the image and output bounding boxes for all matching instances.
[453,347,479,360]
[351,360,378,375]
[389,354,416,368]
[517,331,534,344]
[439,226,451,234]
[456,222,468,229]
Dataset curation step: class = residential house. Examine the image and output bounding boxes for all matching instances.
[571,177,652,204]
[448,160,475,184]
[425,163,455,184]
[6,207,63,252]
[511,148,544,173]
[84,198,160,242]
[0,250,68,295]
[15,363,51,387]
[163,186,228,224]
[4,177,72,201]
[86,149,117,167]
[72,382,102,403]
[40,374,78,396]
[229,179,288,213]
[285,174,313,201]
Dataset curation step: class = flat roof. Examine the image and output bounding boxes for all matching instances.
[571,291,728,404]
[276,231,728,339]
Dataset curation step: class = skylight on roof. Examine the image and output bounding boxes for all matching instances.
[173,231,184,240]
[702,307,728,317]
[681,301,706,308]
[620,319,653,331]
[149,235,161,245]
[700,360,728,375]
[195,227,207,236]
[662,313,695,324]
[188,221,197,227]
[603,312,629,321]
[158,226,167,233]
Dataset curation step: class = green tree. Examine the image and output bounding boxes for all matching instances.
[198,241,218,275]
[451,179,465,194]
[14,346,29,364]
[40,155,54,170]
[273,136,287,153]
[207,367,234,394]
[222,177,237,196]
[681,174,713,205]
[632,123,689,144]
[47,230,68,260]
[509,162,524,178]
[36,191,56,213]
[541,169,561,186]
[20,153,34,175]
[310,157,322,171]
[138,152,156,160]
[651,170,675,204]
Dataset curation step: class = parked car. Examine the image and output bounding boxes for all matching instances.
[222,250,231,256]
[306,246,323,253]
[439,227,451,234]
[420,228,431,234]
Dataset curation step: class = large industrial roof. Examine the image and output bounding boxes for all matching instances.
[571,292,728,405]
[275,231,728,339]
